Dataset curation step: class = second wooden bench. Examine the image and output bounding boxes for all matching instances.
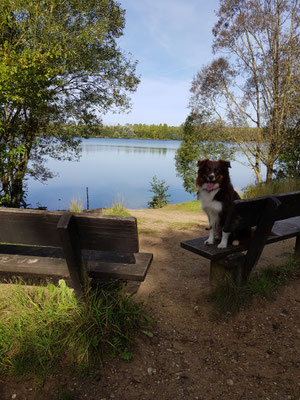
[0,208,153,297]
[181,191,300,287]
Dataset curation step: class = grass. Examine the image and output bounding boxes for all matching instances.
[0,280,152,381]
[210,257,300,317]
[103,197,131,217]
[69,198,83,213]
[163,200,201,212]
[167,222,200,230]
[243,177,300,199]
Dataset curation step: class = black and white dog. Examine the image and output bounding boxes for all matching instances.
[196,159,243,249]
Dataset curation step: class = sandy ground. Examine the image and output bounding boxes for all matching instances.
[1,207,300,400]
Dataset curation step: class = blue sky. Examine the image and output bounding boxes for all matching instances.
[103,0,220,126]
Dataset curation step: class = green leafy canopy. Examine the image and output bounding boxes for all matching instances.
[0,0,140,207]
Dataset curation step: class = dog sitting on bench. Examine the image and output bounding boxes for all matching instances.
[196,158,249,248]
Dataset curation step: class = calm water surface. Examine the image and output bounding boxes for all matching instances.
[26,138,259,210]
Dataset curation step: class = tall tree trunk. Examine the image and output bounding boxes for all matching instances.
[266,164,274,182]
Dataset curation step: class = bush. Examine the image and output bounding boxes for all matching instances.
[242,178,300,199]
[148,176,171,209]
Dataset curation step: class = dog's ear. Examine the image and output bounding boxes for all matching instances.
[197,159,209,168]
[219,159,231,169]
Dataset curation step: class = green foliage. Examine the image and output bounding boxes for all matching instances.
[189,0,299,183]
[210,258,300,317]
[103,197,131,217]
[148,176,171,209]
[0,280,152,379]
[88,123,183,140]
[0,0,139,207]
[164,200,201,212]
[69,198,83,213]
[276,123,300,179]
[175,114,237,194]
[243,178,300,199]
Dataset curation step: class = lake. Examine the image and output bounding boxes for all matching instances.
[26,138,259,210]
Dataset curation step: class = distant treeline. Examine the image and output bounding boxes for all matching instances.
[63,123,184,140]
[47,123,258,141]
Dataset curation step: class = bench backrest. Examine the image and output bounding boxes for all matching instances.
[224,191,300,232]
[0,208,139,253]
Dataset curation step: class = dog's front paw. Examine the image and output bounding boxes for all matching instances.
[217,242,227,249]
[204,239,214,245]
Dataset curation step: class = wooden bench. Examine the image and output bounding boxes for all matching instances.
[181,191,300,287]
[0,208,153,297]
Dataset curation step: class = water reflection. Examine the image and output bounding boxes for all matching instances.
[82,144,170,155]
[26,138,257,211]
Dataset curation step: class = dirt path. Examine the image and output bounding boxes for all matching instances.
[1,208,300,400]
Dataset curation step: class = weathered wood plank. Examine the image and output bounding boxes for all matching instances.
[0,208,139,253]
[87,253,153,282]
[181,216,300,261]
[0,254,69,278]
[0,244,64,258]
[75,214,139,253]
[57,213,85,297]
[296,235,300,258]
[0,209,63,247]
[210,253,245,288]
[0,252,153,282]
[242,196,281,282]
[224,191,300,232]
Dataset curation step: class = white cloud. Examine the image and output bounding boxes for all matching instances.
[104,0,220,124]
[126,0,218,66]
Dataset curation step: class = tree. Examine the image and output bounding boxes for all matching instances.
[175,114,237,194]
[276,120,300,178]
[148,176,171,209]
[0,0,139,207]
[189,0,299,183]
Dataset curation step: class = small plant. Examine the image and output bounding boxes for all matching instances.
[148,176,171,209]
[103,196,131,217]
[70,198,83,213]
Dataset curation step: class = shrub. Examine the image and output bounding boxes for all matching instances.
[148,176,171,209]
[242,178,300,199]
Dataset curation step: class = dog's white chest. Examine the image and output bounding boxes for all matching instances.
[198,188,222,214]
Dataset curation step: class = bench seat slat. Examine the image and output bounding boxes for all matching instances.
[181,217,300,261]
[0,247,153,282]
[0,254,69,279]
[87,253,153,282]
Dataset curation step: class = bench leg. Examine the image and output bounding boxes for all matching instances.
[210,253,245,288]
[296,235,300,258]
[57,213,87,299]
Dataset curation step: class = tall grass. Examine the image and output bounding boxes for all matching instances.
[243,177,300,199]
[69,198,83,213]
[0,280,152,380]
[103,196,131,217]
[210,257,300,317]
